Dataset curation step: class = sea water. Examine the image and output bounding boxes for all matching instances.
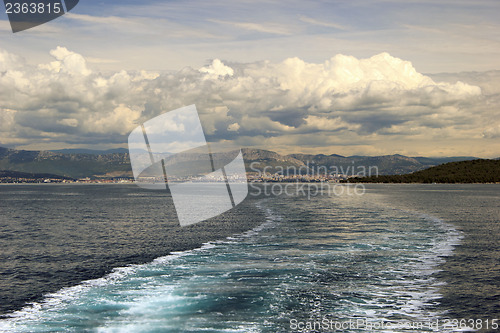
[0,184,498,332]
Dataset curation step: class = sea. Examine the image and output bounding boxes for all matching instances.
[0,183,498,332]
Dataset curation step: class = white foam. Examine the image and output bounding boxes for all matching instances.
[323,201,466,329]
[384,211,463,322]
[0,199,282,331]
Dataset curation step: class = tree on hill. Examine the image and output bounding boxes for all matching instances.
[348,159,500,183]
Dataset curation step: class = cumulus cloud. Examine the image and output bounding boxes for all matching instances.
[199,59,234,79]
[0,50,25,71]
[39,47,92,76]
[0,47,496,156]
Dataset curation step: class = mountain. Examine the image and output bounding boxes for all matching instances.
[0,146,493,179]
[286,153,476,175]
[413,156,478,166]
[131,148,306,178]
[50,148,130,155]
[348,159,500,183]
[242,148,306,173]
[0,147,132,179]
[0,170,74,182]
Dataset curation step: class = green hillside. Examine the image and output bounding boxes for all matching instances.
[349,159,500,183]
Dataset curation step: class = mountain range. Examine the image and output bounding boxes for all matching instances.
[0,146,487,179]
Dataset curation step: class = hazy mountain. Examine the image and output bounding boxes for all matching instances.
[286,153,479,175]
[242,148,306,173]
[50,148,130,155]
[0,147,132,179]
[0,146,491,179]
[0,170,74,181]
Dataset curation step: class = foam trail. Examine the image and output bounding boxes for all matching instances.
[0,200,280,333]
[0,195,468,332]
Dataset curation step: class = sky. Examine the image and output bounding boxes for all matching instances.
[0,0,499,157]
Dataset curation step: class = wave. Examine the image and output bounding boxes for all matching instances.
[0,199,281,332]
[0,193,468,332]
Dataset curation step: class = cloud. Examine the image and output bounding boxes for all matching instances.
[199,59,234,78]
[1,0,499,77]
[65,13,132,26]
[65,12,221,40]
[0,47,497,156]
[209,19,293,35]
[0,50,25,71]
[483,124,500,138]
[39,46,92,76]
[227,123,240,132]
[299,15,347,30]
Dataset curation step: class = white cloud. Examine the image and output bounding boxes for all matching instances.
[39,46,91,76]
[298,15,347,30]
[209,19,293,35]
[0,47,497,156]
[1,0,499,75]
[227,123,240,132]
[65,13,132,26]
[199,59,234,79]
[303,116,358,132]
[65,12,220,40]
[0,50,25,71]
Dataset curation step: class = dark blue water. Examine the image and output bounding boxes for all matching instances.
[0,184,498,332]
[0,184,266,317]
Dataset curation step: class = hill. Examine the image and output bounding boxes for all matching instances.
[0,170,74,182]
[0,146,492,179]
[242,148,306,173]
[348,159,500,183]
[288,153,478,175]
[0,147,131,179]
[50,148,130,155]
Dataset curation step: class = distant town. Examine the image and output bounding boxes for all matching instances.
[0,172,358,184]
[0,175,134,184]
[1,146,497,184]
